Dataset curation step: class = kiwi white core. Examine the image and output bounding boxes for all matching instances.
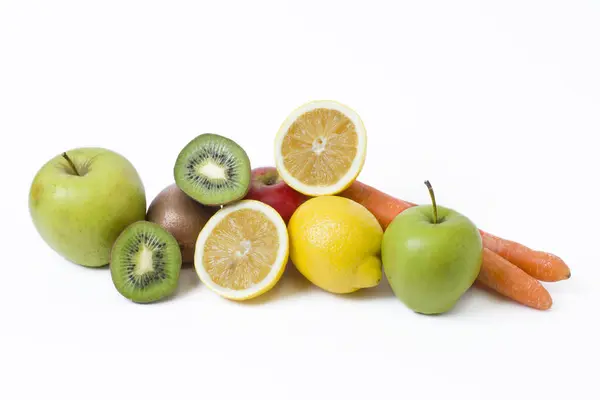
[136,246,155,276]
[197,161,226,180]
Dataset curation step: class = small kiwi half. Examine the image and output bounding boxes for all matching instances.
[110,221,182,303]
[174,133,251,206]
[146,183,218,265]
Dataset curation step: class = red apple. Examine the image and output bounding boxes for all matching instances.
[244,166,308,223]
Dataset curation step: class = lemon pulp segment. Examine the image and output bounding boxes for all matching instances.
[281,108,358,186]
[202,209,279,290]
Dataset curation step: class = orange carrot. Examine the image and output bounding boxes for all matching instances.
[340,180,571,281]
[340,180,415,229]
[477,248,552,310]
[480,231,570,282]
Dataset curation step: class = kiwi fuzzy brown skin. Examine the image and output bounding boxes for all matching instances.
[146,183,219,266]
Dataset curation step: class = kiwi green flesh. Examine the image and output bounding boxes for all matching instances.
[146,183,218,264]
[110,221,182,303]
[174,133,251,206]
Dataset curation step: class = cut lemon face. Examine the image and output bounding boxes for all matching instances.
[274,100,367,196]
[194,200,289,300]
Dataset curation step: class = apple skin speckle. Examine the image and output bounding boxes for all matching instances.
[29,183,44,208]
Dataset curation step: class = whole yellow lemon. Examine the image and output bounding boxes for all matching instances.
[287,195,383,294]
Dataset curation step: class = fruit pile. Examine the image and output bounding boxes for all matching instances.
[28,100,571,313]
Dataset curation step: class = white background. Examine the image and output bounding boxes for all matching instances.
[1,1,598,399]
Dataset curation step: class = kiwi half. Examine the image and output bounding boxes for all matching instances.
[174,133,251,206]
[110,221,182,303]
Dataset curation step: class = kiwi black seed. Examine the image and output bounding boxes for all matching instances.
[173,133,251,206]
[110,221,182,304]
[146,183,218,265]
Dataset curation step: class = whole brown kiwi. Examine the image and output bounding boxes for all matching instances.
[146,183,219,266]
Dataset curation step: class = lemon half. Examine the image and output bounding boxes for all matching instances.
[194,200,289,300]
[274,100,367,196]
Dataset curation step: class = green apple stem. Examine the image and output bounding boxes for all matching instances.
[62,152,80,176]
[424,180,438,224]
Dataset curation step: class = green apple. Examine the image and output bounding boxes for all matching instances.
[29,147,147,267]
[381,181,482,314]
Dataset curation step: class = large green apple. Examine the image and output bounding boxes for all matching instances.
[381,181,482,314]
[29,147,147,267]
